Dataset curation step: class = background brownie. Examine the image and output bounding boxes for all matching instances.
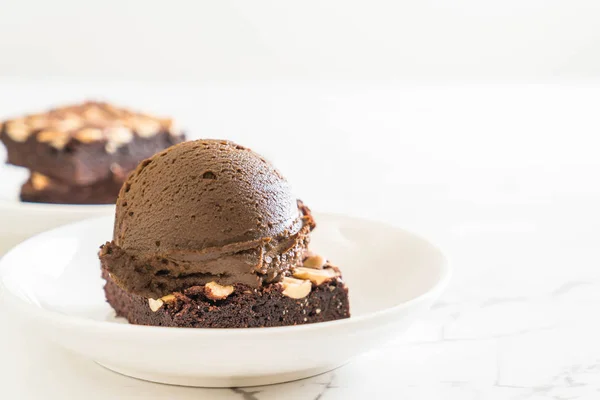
[0,101,185,185]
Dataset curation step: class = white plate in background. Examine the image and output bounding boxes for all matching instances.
[0,163,113,255]
[0,213,450,387]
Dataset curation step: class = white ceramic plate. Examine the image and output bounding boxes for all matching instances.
[0,213,450,387]
[0,163,113,255]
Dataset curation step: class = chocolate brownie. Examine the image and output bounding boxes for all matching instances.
[20,172,124,204]
[0,101,185,186]
[99,140,350,328]
[102,266,350,328]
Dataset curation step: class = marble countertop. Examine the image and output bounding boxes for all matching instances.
[1,82,599,399]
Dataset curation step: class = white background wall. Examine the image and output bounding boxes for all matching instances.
[0,0,598,219]
[1,0,599,82]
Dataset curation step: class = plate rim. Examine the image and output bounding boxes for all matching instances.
[0,212,451,336]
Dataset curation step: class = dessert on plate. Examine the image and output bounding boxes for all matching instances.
[0,101,185,204]
[99,139,350,328]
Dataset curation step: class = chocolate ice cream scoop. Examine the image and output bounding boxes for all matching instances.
[100,140,315,298]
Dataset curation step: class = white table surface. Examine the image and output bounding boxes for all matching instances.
[1,81,599,399]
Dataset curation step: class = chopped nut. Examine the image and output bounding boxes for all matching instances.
[31,173,50,190]
[105,142,118,154]
[37,130,70,149]
[204,281,235,301]
[148,294,177,312]
[105,126,133,144]
[161,118,183,136]
[105,126,133,153]
[27,114,49,130]
[55,117,83,132]
[161,294,177,303]
[281,277,312,299]
[5,120,31,142]
[100,103,125,117]
[82,105,107,122]
[315,308,322,314]
[132,116,161,138]
[293,267,338,285]
[75,128,104,143]
[303,254,326,269]
[148,298,164,312]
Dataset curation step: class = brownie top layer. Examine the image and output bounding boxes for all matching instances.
[102,139,316,298]
[0,101,183,153]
